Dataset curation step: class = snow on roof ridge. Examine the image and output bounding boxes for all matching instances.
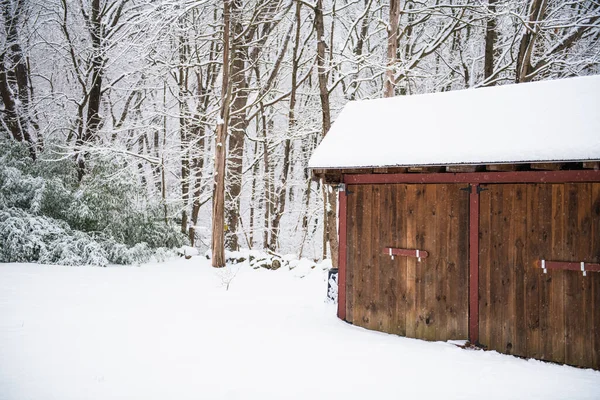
[309,75,600,170]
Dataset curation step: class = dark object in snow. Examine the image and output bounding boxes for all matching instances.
[450,340,484,350]
[252,258,281,270]
[248,251,283,270]
[327,268,338,303]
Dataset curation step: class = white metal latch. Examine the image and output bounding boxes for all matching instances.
[542,259,547,274]
[389,247,394,260]
[581,261,586,277]
[416,249,421,262]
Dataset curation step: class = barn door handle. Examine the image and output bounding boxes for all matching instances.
[537,259,600,276]
[384,247,429,262]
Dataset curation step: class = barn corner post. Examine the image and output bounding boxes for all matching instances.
[469,183,480,345]
[337,180,347,321]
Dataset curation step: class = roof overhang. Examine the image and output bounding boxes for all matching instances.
[309,75,600,181]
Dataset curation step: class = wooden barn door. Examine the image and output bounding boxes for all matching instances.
[478,183,600,369]
[345,184,469,341]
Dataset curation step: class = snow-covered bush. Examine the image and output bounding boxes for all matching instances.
[0,208,108,266]
[0,141,186,266]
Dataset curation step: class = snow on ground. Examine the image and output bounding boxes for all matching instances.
[1,257,599,400]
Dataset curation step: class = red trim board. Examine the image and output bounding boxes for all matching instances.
[338,185,348,320]
[343,170,600,185]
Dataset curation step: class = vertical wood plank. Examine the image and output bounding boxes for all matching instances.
[468,185,481,344]
[537,184,553,361]
[338,184,348,321]
[490,185,507,353]
[366,184,381,331]
[414,185,427,339]
[352,185,366,327]
[405,184,418,338]
[511,184,528,357]
[502,184,516,355]
[345,186,354,324]
[423,184,437,341]
[478,185,492,347]
[395,184,408,336]
[361,185,374,329]
[548,184,566,363]
[346,184,360,324]
[525,184,541,360]
[445,184,458,339]
[564,183,584,366]
[377,184,392,333]
[591,183,600,369]
[577,183,592,367]
[436,184,449,340]
[456,184,470,339]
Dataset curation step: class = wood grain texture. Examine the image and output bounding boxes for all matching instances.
[435,184,449,341]
[592,183,600,368]
[537,184,552,361]
[345,185,357,323]
[564,183,582,366]
[525,184,542,360]
[479,183,599,368]
[405,184,418,338]
[358,185,372,328]
[478,185,492,347]
[346,183,468,342]
[395,185,408,336]
[455,185,470,338]
[512,185,527,358]
[549,184,565,364]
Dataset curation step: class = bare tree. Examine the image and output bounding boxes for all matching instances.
[314,0,339,268]
[384,0,401,97]
[0,0,37,159]
[212,0,231,268]
[516,0,600,83]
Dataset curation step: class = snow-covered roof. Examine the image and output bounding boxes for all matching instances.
[309,75,600,170]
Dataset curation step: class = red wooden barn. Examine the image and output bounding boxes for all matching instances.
[309,75,600,369]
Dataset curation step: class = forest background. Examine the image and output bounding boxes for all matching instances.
[1,0,598,267]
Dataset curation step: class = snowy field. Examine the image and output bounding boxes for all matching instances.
[1,258,599,400]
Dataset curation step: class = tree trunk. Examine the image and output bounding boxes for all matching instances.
[483,0,497,86]
[212,0,231,268]
[260,104,273,250]
[348,0,372,100]
[189,117,207,246]
[189,33,219,245]
[179,31,190,235]
[224,0,248,251]
[248,139,259,249]
[269,0,301,251]
[315,0,339,267]
[297,176,312,259]
[1,0,36,159]
[77,0,103,182]
[384,0,401,97]
[0,60,24,142]
[516,0,547,83]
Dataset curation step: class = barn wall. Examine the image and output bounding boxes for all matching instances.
[478,183,600,369]
[342,178,600,369]
[346,183,469,341]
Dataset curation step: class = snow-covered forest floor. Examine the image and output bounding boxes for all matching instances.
[1,257,599,400]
